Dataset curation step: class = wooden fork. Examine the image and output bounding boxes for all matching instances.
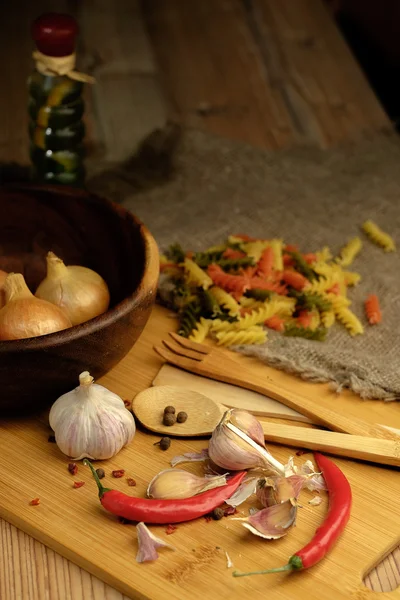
[153,333,399,441]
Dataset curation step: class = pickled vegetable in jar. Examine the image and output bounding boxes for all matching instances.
[28,13,94,186]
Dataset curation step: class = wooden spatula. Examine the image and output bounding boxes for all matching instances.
[132,386,400,467]
[153,364,399,435]
[154,333,399,441]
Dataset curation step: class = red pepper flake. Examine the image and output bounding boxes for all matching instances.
[112,469,125,478]
[223,506,237,517]
[68,462,78,475]
[165,524,178,535]
[29,498,40,506]
[73,481,85,489]
[47,435,56,443]
[126,478,136,486]
[123,399,132,409]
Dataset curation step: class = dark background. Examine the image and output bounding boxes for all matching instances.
[326,0,400,128]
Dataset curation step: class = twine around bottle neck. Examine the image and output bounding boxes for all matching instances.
[32,50,95,83]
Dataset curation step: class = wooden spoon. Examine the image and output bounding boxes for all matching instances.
[132,385,400,467]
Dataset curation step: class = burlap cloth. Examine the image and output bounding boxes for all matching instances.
[87,127,400,401]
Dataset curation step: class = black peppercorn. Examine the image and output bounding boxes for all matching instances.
[163,412,176,426]
[211,507,224,520]
[176,411,188,423]
[164,405,176,415]
[96,468,105,479]
[159,436,171,450]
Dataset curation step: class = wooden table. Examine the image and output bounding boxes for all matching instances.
[0,1,397,598]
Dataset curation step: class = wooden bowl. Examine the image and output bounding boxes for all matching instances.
[0,184,159,414]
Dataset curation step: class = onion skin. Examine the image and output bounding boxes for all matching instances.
[35,252,110,326]
[0,273,72,340]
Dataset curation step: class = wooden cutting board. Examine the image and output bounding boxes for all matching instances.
[0,304,399,600]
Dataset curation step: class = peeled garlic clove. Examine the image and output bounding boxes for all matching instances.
[240,499,297,539]
[147,468,227,499]
[208,410,285,475]
[229,409,265,447]
[256,475,304,507]
[49,371,136,460]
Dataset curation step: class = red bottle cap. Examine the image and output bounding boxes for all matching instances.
[32,13,79,57]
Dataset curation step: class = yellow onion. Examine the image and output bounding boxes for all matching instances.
[0,269,8,309]
[147,468,227,499]
[0,273,72,340]
[35,251,110,326]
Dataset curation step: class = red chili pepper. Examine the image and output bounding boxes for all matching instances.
[84,459,246,525]
[233,452,352,577]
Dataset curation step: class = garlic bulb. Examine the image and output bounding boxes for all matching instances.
[208,409,285,475]
[147,469,227,499]
[49,371,135,460]
[0,273,72,340]
[36,252,110,326]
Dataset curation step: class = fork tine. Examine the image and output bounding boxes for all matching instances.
[153,345,201,370]
[162,339,204,361]
[169,332,211,355]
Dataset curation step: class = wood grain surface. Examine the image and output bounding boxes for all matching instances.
[0,0,397,598]
[0,305,399,600]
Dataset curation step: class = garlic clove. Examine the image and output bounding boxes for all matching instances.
[208,410,285,475]
[239,499,297,539]
[147,468,227,499]
[136,522,175,563]
[229,409,265,447]
[256,475,304,507]
[49,371,136,460]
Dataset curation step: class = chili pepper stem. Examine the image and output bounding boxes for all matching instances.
[232,555,303,577]
[83,459,111,499]
[233,565,293,577]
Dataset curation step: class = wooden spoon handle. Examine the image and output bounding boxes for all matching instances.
[261,421,400,467]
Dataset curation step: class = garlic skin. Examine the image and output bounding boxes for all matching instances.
[36,252,110,326]
[208,409,285,475]
[49,371,135,460]
[256,475,304,507]
[147,469,227,499]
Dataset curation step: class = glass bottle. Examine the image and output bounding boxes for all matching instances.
[28,13,92,186]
